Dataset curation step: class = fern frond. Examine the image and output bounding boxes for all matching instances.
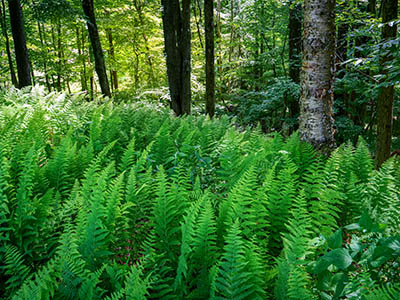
[2,244,32,297]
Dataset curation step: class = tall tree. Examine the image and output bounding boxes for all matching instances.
[288,0,302,129]
[82,0,111,98]
[0,0,17,87]
[375,0,398,168]
[8,0,31,87]
[299,0,336,151]
[205,0,215,118]
[161,0,191,116]
[107,28,118,91]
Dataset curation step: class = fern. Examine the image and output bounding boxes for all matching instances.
[275,191,313,300]
[124,263,150,300]
[2,244,32,297]
[213,221,254,300]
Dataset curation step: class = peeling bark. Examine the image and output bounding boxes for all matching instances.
[299,0,336,152]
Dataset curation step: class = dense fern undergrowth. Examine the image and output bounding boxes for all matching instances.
[0,87,400,300]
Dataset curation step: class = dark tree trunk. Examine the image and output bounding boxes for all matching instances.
[107,28,118,90]
[288,0,302,130]
[205,0,215,118]
[375,0,398,168]
[368,0,376,16]
[82,0,111,98]
[299,0,336,152]
[161,0,192,116]
[0,0,18,87]
[8,0,31,88]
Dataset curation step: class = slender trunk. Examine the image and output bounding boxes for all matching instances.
[38,23,51,92]
[76,25,87,91]
[56,22,62,91]
[375,0,397,168]
[135,5,155,85]
[8,0,31,87]
[82,0,111,98]
[31,0,50,91]
[161,0,191,116]
[205,0,215,118]
[335,3,349,121]
[81,27,89,91]
[216,0,223,72]
[299,0,336,152]
[368,0,376,16]
[88,41,95,100]
[0,0,18,87]
[107,28,118,90]
[288,1,302,130]
[288,1,302,84]
[228,0,234,63]
[194,0,203,49]
[181,0,191,114]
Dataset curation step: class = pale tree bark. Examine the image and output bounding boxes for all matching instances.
[161,0,191,116]
[82,0,111,98]
[8,0,31,88]
[205,0,215,118]
[375,0,397,168]
[299,0,336,152]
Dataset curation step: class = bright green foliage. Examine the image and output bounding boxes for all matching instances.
[0,89,399,299]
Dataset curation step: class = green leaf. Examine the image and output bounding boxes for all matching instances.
[328,229,342,249]
[315,249,352,274]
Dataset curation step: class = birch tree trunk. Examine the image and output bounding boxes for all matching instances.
[299,0,336,152]
[375,0,398,168]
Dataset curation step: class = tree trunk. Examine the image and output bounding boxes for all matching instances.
[161,0,191,116]
[375,0,397,168]
[134,2,155,85]
[8,0,31,88]
[107,28,118,91]
[76,25,88,91]
[334,3,349,123]
[288,1,302,130]
[299,0,336,152]
[205,0,215,118]
[368,0,376,16]
[82,0,111,98]
[38,23,51,92]
[288,1,302,84]
[0,0,18,87]
[56,22,62,91]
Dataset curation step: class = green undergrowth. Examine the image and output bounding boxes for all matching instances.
[0,87,399,299]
